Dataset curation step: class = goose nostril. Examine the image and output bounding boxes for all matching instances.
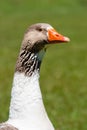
[55,34,60,37]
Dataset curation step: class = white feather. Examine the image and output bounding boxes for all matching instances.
[7,72,54,130]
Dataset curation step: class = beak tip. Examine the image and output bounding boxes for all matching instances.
[64,37,70,42]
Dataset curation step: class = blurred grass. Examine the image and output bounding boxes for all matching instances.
[0,0,87,130]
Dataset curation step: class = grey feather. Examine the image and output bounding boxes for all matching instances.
[0,123,18,130]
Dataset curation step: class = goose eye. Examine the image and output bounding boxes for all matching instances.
[37,28,42,32]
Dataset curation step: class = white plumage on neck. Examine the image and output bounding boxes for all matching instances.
[7,72,54,130]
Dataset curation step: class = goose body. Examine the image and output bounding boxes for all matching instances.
[0,23,70,130]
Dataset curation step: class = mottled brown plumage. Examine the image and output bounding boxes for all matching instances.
[15,23,51,76]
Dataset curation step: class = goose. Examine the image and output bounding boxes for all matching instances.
[0,23,70,130]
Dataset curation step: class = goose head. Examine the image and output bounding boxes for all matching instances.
[16,23,70,76]
[21,23,70,52]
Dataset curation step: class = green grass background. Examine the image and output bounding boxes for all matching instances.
[0,0,87,130]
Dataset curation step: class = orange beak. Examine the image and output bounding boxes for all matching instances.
[48,28,70,43]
